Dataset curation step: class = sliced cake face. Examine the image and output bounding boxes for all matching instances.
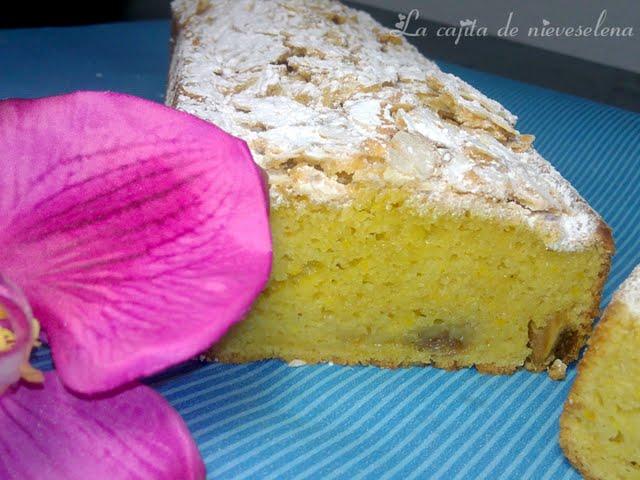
[561,267,640,480]
[211,191,609,373]
[168,0,613,373]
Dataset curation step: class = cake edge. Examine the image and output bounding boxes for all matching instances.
[559,299,632,480]
[560,264,639,479]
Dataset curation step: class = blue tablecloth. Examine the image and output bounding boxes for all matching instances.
[2,20,640,480]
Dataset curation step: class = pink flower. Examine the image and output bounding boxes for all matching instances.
[0,92,272,479]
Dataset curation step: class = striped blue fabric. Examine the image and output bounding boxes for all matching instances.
[4,20,640,480]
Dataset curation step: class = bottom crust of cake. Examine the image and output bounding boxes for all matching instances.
[210,350,518,375]
[560,301,640,480]
[209,187,612,376]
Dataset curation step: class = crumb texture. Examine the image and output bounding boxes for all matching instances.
[210,189,609,373]
[168,0,603,252]
[561,273,640,480]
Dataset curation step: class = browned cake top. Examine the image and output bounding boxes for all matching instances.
[168,0,608,252]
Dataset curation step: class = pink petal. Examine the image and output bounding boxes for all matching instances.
[0,276,32,388]
[0,371,205,480]
[0,92,272,394]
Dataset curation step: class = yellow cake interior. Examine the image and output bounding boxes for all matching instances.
[211,187,610,373]
[561,303,640,479]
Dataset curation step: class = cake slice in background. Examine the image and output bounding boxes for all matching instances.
[560,266,640,479]
[167,0,613,374]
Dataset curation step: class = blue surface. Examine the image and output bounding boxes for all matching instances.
[3,20,640,480]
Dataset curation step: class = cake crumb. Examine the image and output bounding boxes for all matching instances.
[199,354,217,363]
[548,359,567,380]
[288,359,307,367]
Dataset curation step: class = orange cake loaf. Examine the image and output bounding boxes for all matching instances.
[560,266,640,479]
[167,0,613,374]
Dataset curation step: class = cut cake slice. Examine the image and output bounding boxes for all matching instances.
[167,0,613,374]
[560,266,640,479]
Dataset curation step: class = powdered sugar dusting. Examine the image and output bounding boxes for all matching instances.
[613,265,640,316]
[168,0,607,252]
